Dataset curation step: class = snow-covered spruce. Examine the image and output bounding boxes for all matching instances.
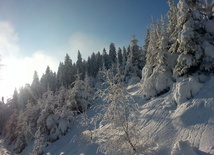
[139,0,214,100]
[32,77,94,154]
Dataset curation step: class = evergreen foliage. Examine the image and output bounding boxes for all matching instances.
[108,43,117,68]
[140,0,214,99]
[31,71,42,99]
[124,36,145,84]
[76,51,85,80]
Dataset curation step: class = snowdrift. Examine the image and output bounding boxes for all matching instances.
[134,76,214,155]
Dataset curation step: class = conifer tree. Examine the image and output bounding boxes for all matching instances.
[76,51,84,80]
[87,56,92,77]
[90,52,99,78]
[40,66,57,92]
[108,43,117,68]
[56,54,77,88]
[173,0,204,76]
[124,36,144,83]
[122,47,127,75]
[56,62,64,88]
[102,48,109,69]
[31,71,42,99]
[167,0,178,39]
[12,89,19,109]
[18,84,36,108]
[64,54,75,87]
[140,15,173,99]
[117,47,123,66]
[96,51,103,72]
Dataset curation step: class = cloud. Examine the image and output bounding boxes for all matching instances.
[0,21,19,57]
[0,51,59,99]
[23,51,59,77]
[66,32,109,61]
[0,21,59,100]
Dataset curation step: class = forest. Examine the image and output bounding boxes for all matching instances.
[1,0,214,154]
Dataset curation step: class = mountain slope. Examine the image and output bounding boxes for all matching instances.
[16,76,214,155]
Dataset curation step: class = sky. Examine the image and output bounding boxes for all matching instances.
[0,0,174,100]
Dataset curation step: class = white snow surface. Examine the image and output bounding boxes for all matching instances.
[1,76,214,155]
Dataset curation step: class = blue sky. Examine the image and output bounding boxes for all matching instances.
[0,0,175,99]
[0,0,171,58]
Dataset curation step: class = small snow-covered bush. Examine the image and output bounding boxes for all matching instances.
[173,76,204,105]
[140,65,173,100]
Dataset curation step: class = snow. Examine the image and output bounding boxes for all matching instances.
[128,76,141,85]
[203,41,214,59]
[38,76,214,155]
[58,119,67,134]
[173,76,204,105]
[171,140,197,155]
[179,19,194,45]
[206,20,214,34]
[0,76,213,155]
[46,115,57,130]
[177,0,189,24]
[139,65,172,100]
[37,109,47,125]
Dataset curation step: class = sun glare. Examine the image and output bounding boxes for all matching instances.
[0,57,29,100]
[0,52,58,101]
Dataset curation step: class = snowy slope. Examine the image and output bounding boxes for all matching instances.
[12,76,214,155]
[134,76,214,155]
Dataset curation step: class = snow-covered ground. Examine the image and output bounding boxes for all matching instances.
[1,76,214,155]
[134,81,214,154]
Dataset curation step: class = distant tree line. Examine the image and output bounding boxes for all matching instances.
[5,41,145,111]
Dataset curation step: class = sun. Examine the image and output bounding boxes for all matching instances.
[0,53,58,101]
[0,57,30,100]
